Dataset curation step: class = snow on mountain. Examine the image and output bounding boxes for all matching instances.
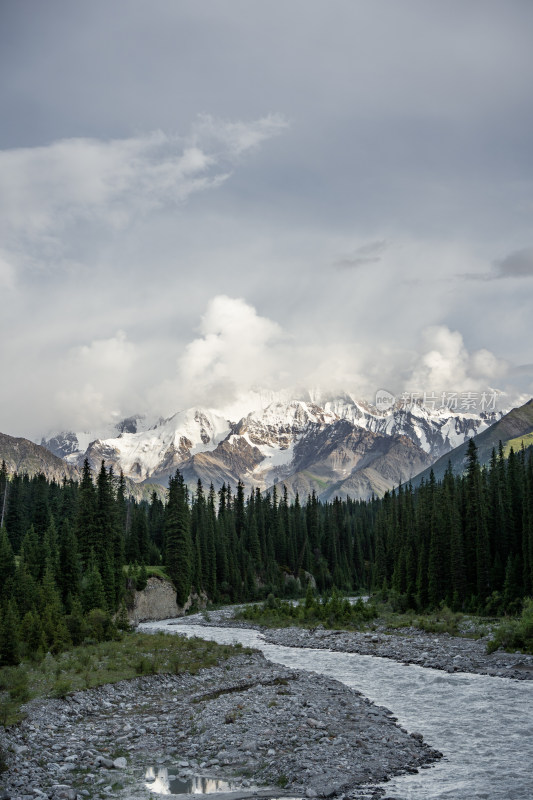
[41,413,159,460]
[42,409,231,481]
[323,396,498,459]
[235,400,336,445]
[40,393,504,499]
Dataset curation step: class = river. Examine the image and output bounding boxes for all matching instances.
[140,619,533,800]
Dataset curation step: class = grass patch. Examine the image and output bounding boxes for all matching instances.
[144,565,170,580]
[122,564,170,580]
[0,632,251,726]
[379,606,467,637]
[503,433,533,458]
[301,471,329,490]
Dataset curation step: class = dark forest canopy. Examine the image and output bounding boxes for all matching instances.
[0,439,532,666]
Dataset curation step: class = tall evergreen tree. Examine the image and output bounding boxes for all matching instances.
[165,470,193,607]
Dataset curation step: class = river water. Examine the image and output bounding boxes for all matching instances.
[140,619,533,800]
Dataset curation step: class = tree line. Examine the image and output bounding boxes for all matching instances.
[0,439,531,666]
[373,440,533,615]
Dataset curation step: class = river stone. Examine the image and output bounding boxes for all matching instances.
[0,649,441,800]
[95,755,114,769]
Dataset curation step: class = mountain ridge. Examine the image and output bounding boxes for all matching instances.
[0,432,165,503]
[411,398,533,485]
[39,393,504,501]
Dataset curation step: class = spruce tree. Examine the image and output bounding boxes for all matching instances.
[20,525,42,582]
[0,601,20,666]
[0,461,8,530]
[20,610,46,656]
[58,520,81,608]
[165,471,192,607]
[76,460,97,568]
[0,526,16,589]
[81,550,107,612]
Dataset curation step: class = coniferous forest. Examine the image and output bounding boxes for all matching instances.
[0,439,532,666]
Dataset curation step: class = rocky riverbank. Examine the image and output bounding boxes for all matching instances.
[172,609,533,681]
[261,626,533,680]
[0,651,440,800]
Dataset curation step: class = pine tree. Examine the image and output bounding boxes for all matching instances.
[464,439,491,602]
[0,601,20,666]
[12,564,39,618]
[81,550,107,612]
[148,490,165,552]
[40,564,71,653]
[5,474,27,552]
[65,597,87,646]
[20,525,43,582]
[20,610,46,656]
[76,460,97,568]
[58,520,81,607]
[0,461,8,530]
[43,518,60,582]
[0,526,16,588]
[427,471,447,607]
[31,473,51,536]
[165,471,192,607]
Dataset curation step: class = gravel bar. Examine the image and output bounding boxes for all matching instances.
[0,651,441,800]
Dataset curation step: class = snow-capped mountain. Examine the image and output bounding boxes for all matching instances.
[40,393,503,501]
[42,408,231,481]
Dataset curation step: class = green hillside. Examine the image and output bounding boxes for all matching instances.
[503,431,533,457]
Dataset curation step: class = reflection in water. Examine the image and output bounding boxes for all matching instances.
[145,767,238,794]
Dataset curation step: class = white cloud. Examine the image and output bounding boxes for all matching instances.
[54,331,142,431]
[192,114,289,158]
[150,296,285,413]
[70,330,138,373]
[0,115,288,274]
[150,303,517,421]
[5,293,525,441]
[406,325,510,396]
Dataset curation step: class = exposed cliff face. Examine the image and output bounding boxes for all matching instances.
[128,576,206,624]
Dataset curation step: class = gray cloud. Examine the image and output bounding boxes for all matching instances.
[495,248,533,278]
[460,247,533,281]
[1,2,532,437]
[334,240,387,270]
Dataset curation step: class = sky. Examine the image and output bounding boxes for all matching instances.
[1,0,532,439]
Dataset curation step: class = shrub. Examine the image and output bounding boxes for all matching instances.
[487,598,533,654]
[52,677,72,698]
[8,669,29,702]
[85,609,118,643]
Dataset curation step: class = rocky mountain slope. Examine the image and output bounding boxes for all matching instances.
[412,398,533,486]
[40,393,503,501]
[0,432,164,502]
[0,432,80,482]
